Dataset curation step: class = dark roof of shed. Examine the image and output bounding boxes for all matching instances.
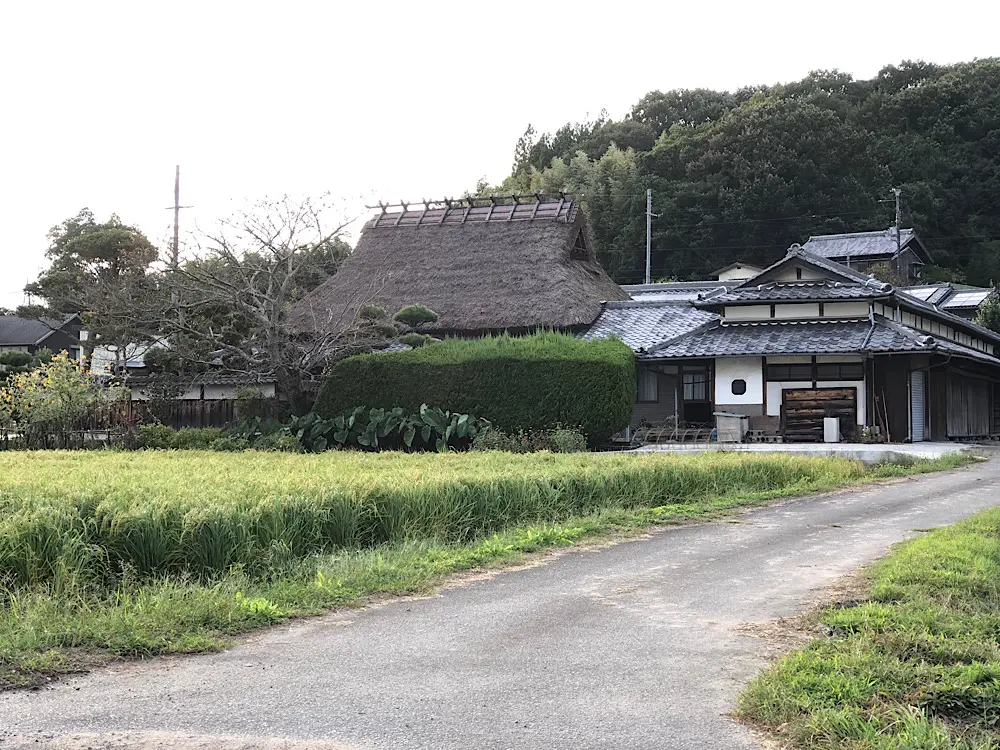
[704,280,891,305]
[0,316,72,346]
[580,301,718,353]
[801,227,931,262]
[290,197,628,334]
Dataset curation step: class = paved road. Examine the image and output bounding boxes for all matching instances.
[4,459,1000,750]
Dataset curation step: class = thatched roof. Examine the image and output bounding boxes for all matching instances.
[290,197,628,335]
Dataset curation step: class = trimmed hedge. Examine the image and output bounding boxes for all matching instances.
[315,332,635,444]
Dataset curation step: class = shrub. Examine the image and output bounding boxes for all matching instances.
[170,427,223,449]
[137,424,174,449]
[288,405,489,453]
[473,427,587,453]
[252,432,301,452]
[397,333,438,348]
[315,332,634,445]
[392,304,439,328]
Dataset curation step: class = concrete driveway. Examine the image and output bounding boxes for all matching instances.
[3,458,999,750]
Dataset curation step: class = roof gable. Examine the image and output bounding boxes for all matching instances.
[291,196,629,335]
[735,246,876,288]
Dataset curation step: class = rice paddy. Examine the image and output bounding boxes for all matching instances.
[0,449,967,688]
[0,450,875,589]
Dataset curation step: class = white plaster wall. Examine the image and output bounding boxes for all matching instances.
[824,301,869,317]
[775,303,819,319]
[775,266,825,281]
[767,381,866,425]
[725,305,770,320]
[715,357,763,406]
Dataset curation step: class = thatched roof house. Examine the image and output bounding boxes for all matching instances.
[290,196,628,336]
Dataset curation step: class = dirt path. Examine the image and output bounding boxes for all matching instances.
[3,459,999,750]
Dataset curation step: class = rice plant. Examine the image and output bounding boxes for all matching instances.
[0,450,868,589]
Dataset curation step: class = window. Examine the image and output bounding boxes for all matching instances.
[683,371,709,401]
[795,267,803,280]
[766,364,813,381]
[731,379,747,396]
[816,363,864,380]
[637,368,658,403]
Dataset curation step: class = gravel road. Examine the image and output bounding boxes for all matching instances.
[3,458,999,750]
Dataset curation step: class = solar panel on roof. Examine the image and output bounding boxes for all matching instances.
[943,291,991,307]
[901,287,939,301]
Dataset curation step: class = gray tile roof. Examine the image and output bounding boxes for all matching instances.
[801,228,919,259]
[645,319,931,359]
[706,281,890,304]
[581,301,718,353]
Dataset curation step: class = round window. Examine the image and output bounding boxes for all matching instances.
[731,379,747,396]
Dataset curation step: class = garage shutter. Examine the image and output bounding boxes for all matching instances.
[910,371,925,442]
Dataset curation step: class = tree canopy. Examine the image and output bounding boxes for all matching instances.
[493,58,1000,285]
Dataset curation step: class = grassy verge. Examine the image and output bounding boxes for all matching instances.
[0,450,972,689]
[738,502,1000,750]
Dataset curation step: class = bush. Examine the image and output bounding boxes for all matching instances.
[315,332,635,445]
[137,424,174,449]
[473,427,588,453]
[170,427,224,449]
[288,405,489,453]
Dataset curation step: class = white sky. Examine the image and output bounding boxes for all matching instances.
[2,0,998,308]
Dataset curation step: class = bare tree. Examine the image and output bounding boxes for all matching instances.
[159,195,391,410]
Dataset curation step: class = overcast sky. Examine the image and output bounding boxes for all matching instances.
[2,1,998,309]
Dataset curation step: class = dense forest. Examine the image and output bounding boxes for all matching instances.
[486,59,1000,286]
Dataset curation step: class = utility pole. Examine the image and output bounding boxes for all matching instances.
[645,188,652,285]
[892,187,902,254]
[166,165,191,319]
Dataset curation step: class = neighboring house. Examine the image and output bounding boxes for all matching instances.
[125,373,276,401]
[586,246,1000,442]
[801,227,932,285]
[290,196,629,337]
[711,262,764,282]
[0,314,83,361]
[90,341,276,401]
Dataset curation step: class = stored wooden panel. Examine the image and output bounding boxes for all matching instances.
[782,388,857,443]
[994,383,1000,435]
[968,378,991,436]
[947,374,993,438]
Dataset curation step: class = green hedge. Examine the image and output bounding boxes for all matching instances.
[315,332,635,444]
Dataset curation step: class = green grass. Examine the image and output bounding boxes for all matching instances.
[738,503,1000,749]
[0,449,971,689]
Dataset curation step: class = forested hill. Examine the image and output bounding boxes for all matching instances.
[488,59,1000,286]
